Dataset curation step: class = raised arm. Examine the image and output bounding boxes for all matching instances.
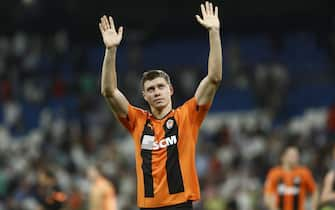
[321,171,335,202]
[195,1,222,106]
[99,15,129,118]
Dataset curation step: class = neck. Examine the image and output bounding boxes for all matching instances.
[282,164,294,171]
[151,103,172,119]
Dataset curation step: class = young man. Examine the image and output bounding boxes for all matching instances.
[35,169,67,210]
[98,1,222,209]
[87,165,117,210]
[264,146,318,210]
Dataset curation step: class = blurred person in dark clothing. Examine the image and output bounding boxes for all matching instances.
[327,104,335,137]
[66,184,84,210]
[35,168,67,210]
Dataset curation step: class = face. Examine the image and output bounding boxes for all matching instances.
[142,77,173,110]
[37,171,53,186]
[37,172,47,185]
[282,147,299,167]
[87,167,99,181]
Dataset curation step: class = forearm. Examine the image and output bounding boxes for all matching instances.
[311,191,319,210]
[208,28,222,84]
[321,192,335,202]
[101,47,118,96]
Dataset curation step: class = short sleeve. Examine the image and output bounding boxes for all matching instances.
[181,97,211,128]
[118,104,146,133]
[304,168,316,193]
[264,169,277,195]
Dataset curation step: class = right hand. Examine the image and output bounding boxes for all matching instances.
[99,15,123,49]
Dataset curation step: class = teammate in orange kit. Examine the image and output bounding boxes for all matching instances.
[264,146,318,210]
[98,1,222,209]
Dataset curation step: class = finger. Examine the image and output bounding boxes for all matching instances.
[109,16,116,32]
[99,23,104,33]
[195,15,205,26]
[101,16,108,30]
[205,1,210,15]
[209,2,214,15]
[214,6,218,17]
[118,26,124,38]
[200,4,206,18]
[103,15,110,29]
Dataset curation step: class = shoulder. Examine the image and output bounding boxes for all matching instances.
[297,166,312,173]
[129,104,148,115]
[177,97,196,109]
[176,97,204,113]
[267,166,282,177]
[296,166,314,179]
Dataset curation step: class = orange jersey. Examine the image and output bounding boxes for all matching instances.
[119,97,210,208]
[90,177,116,210]
[264,166,316,210]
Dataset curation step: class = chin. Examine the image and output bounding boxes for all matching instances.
[153,103,167,110]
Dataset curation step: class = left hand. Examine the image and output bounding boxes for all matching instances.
[196,1,220,30]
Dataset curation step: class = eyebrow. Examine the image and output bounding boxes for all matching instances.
[145,82,166,91]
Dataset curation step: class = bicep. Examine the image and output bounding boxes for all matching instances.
[263,173,277,207]
[103,89,129,118]
[195,76,220,106]
[264,172,277,194]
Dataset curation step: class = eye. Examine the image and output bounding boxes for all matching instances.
[147,87,154,92]
[158,84,165,89]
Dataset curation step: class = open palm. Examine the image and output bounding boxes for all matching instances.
[196,1,220,30]
[99,15,123,49]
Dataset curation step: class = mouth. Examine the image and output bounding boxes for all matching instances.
[153,98,164,103]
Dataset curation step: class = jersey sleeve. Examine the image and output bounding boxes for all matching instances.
[181,97,211,128]
[264,169,278,195]
[118,104,146,133]
[304,168,316,193]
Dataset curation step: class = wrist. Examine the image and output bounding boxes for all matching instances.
[106,46,117,52]
[208,27,220,33]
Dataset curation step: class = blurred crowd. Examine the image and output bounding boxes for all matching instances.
[0,28,335,210]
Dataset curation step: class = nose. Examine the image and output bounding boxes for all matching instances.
[154,92,160,98]
[153,88,161,97]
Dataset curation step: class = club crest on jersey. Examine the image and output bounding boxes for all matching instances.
[166,119,174,129]
[293,176,301,184]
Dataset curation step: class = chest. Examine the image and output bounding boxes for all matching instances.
[276,171,305,195]
[139,116,182,151]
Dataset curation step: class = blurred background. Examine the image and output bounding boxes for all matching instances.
[0,0,334,210]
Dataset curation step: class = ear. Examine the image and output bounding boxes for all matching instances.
[142,91,148,102]
[169,85,174,96]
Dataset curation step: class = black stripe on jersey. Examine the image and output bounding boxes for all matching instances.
[293,176,301,210]
[141,120,154,197]
[163,117,185,194]
[277,178,284,210]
